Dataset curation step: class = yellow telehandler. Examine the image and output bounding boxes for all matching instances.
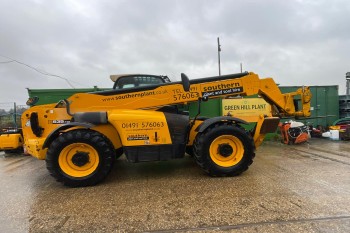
[21,72,311,187]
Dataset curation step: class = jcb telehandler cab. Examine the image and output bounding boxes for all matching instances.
[21,72,311,187]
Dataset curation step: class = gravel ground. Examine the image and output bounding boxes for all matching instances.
[0,138,349,232]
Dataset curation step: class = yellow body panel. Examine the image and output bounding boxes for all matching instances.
[0,133,23,150]
[22,106,70,139]
[108,110,171,146]
[22,106,70,159]
[25,138,47,159]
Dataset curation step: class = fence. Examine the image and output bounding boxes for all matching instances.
[0,102,27,129]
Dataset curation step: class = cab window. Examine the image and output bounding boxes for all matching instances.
[116,76,165,89]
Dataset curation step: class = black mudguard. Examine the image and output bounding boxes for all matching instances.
[195,116,248,133]
[43,122,94,149]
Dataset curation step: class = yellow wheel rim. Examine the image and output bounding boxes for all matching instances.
[58,143,100,178]
[209,135,244,167]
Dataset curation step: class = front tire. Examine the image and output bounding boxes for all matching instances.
[46,129,115,187]
[193,123,255,177]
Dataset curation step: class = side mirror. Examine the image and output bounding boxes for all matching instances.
[181,73,190,92]
[26,96,39,106]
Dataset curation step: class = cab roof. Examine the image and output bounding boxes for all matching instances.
[110,74,140,82]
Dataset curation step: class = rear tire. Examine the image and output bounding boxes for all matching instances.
[46,129,115,187]
[193,123,255,176]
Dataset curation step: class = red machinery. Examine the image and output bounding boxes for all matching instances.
[279,121,309,145]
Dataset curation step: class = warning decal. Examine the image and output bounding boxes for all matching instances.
[127,134,149,141]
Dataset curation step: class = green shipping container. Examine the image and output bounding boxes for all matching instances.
[27,87,109,105]
[188,98,222,118]
[279,86,339,127]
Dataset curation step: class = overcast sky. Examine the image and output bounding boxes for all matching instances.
[0,0,349,107]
